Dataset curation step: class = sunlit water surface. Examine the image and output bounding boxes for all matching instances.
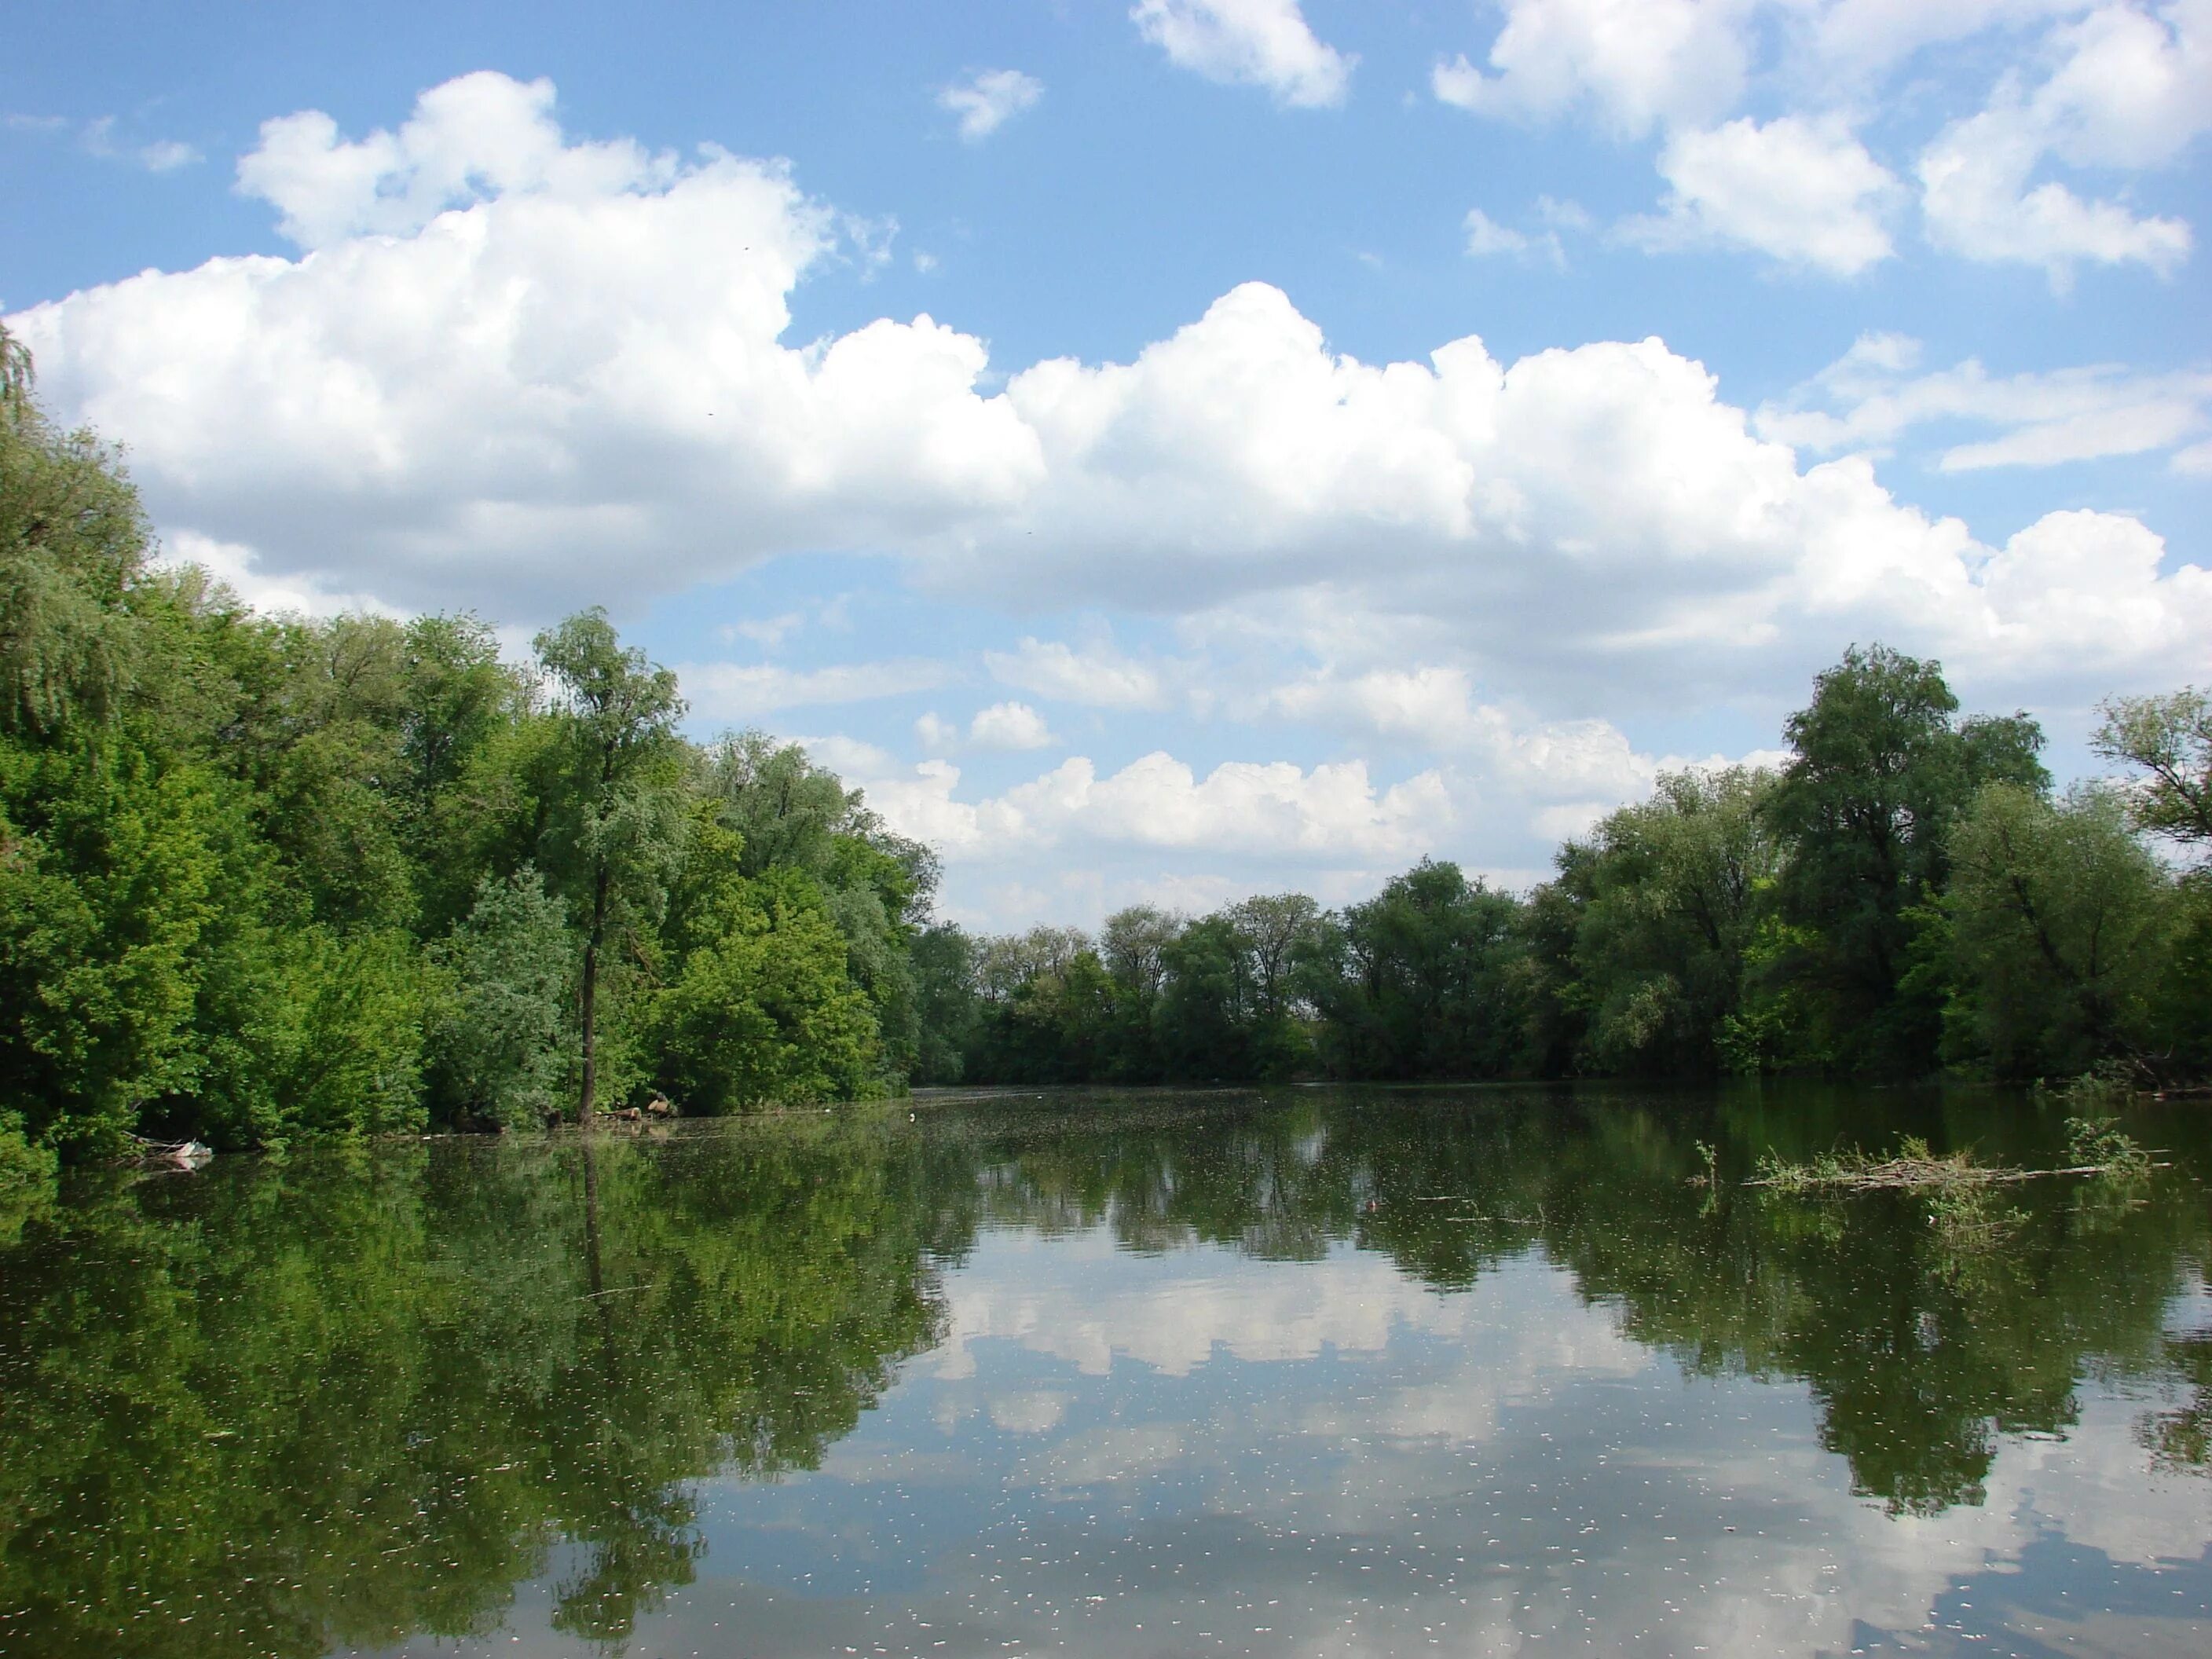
[2,1086,2209,1657]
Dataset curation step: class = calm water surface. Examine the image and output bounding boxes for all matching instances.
[2,1086,2209,1657]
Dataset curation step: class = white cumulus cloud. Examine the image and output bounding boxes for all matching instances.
[1433,0,1756,139]
[1623,115,1901,275]
[159,529,402,619]
[129,135,202,173]
[1918,101,2192,284]
[950,281,2210,700]
[914,712,961,755]
[1264,666,1774,801]
[969,700,1058,749]
[2031,0,2212,170]
[13,74,1042,619]
[851,750,1452,864]
[1131,0,1356,108]
[236,70,678,248]
[1914,1,2207,284]
[1433,3,2206,283]
[16,112,205,174]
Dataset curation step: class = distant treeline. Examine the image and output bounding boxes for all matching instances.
[4,324,2210,1175]
[912,664,2211,1094]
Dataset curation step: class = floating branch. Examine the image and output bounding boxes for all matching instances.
[1747,1128,2158,1194]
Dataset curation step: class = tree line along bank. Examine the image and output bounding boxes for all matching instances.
[3,324,2208,1178]
[913,661,2208,1091]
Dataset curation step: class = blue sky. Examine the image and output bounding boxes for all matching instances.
[6,1,2210,927]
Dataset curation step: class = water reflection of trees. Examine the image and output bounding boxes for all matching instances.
[0,1122,950,1657]
[947,1086,2212,1515]
[1,1091,2204,1658]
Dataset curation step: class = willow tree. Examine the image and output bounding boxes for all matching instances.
[533,610,687,1122]
[0,322,31,418]
[2093,689,2212,1074]
[1945,783,2171,1076]
[2095,688,2212,847]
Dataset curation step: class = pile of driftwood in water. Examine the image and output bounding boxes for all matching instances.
[124,1136,213,1170]
[1748,1125,2157,1195]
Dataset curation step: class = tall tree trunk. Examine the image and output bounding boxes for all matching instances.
[577,865,610,1124]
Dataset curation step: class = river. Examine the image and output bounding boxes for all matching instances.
[2,1084,2207,1656]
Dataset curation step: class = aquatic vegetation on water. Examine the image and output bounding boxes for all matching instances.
[2064,1113,2155,1179]
[2035,1064,2145,1116]
[1923,1181,2031,1254]
[1752,1135,1995,1193]
[1750,1125,2155,1194]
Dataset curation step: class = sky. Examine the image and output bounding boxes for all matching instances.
[4,0,2209,931]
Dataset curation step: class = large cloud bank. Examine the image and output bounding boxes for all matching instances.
[9,71,2206,712]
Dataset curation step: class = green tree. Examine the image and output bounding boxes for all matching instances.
[1515,864,1593,1077]
[704,731,937,1082]
[396,613,526,928]
[1568,767,1779,1074]
[648,868,880,1111]
[2092,687,2212,1079]
[1225,892,1322,1075]
[965,929,1126,1085]
[0,321,31,419]
[1762,644,2046,1074]
[1944,783,2172,1077]
[908,922,980,1084]
[1302,859,1527,1080]
[533,610,687,1122]
[1101,904,1181,1002]
[2094,687,2212,847]
[0,361,146,737]
[706,730,857,876]
[427,867,574,1130]
[1157,914,1254,1079]
[0,738,223,1154]
[1098,904,1183,1080]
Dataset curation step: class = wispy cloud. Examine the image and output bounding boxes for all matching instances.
[679,658,950,720]
[938,68,1043,142]
[1759,333,2212,472]
[1463,207,1565,268]
[985,638,1171,710]
[1132,0,1354,108]
[8,111,202,171]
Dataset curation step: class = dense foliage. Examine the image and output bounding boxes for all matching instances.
[923,650,2210,1092]
[1,349,934,1161]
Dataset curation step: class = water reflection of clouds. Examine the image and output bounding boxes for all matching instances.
[588,1225,2211,1657]
[923,1227,1513,1379]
